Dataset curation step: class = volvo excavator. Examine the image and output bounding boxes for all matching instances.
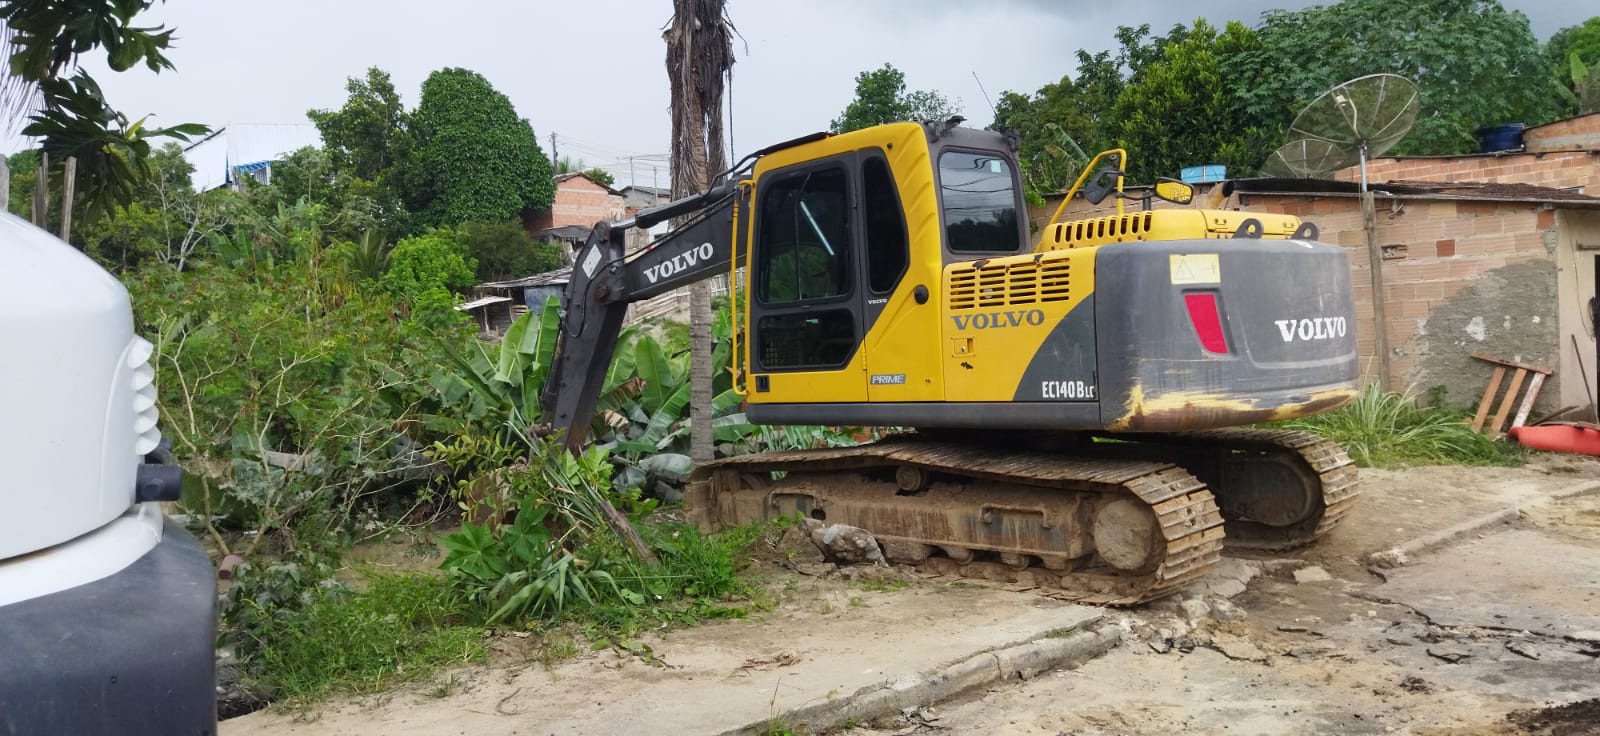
[539,120,1360,605]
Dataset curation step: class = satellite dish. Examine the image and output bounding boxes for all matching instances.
[1271,73,1419,396]
[1261,138,1359,179]
[1282,73,1420,186]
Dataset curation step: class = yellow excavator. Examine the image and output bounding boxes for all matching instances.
[540,120,1359,604]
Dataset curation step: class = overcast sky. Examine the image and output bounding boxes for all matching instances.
[44,0,1595,189]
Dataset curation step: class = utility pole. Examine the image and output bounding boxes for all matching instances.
[550,132,558,171]
[629,156,636,190]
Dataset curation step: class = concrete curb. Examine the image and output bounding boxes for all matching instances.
[1548,479,1600,502]
[1367,479,1600,569]
[717,619,1121,735]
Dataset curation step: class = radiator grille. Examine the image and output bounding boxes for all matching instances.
[1050,212,1155,248]
[948,258,1072,310]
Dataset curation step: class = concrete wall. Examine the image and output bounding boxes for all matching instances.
[1556,211,1600,415]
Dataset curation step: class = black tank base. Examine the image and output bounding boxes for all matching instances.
[0,518,217,735]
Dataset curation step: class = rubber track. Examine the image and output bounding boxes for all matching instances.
[701,438,1225,605]
[1139,428,1360,551]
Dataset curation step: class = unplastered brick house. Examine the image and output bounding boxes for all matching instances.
[1034,112,1600,418]
[526,172,627,240]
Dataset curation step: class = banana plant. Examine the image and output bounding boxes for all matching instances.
[435,295,561,445]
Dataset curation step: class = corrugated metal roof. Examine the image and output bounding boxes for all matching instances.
[455,295,513,311]
[479,267,573,290]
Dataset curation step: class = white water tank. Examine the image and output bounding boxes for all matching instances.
[0,214,158,559]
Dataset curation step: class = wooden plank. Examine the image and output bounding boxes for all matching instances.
[1473,366,1507,432]
[1490,368,1528,434]
[1470,352,1552,376]
[1511,373,1547,429]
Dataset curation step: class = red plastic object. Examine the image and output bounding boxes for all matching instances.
[1183,292,1229,354]
[1507,425,1600,457]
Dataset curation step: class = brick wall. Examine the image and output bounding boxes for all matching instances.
[528,175,626,233]
[1334,150,1600,193]
[1525,113,1600,153]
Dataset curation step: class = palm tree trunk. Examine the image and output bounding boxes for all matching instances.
[666,0,734,466]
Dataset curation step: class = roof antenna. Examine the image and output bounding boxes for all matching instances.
[972,71,997,119]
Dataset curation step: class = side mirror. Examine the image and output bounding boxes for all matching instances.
[1082,166,1123,205]
[1154,178,1194,205]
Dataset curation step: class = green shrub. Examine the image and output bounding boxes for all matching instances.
[382,229,477,297]
[1277,385,1523,467]
[128,256,474,556]
[458,220,562,281]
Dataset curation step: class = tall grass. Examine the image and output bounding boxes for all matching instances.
[251,571,486,702]
[1277,385,1523,467]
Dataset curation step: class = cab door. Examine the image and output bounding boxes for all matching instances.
[748,154,868,405]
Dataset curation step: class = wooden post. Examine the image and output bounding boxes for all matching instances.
[31,151,48,228]
[1361,179,1390,392]
[58,156,76,241]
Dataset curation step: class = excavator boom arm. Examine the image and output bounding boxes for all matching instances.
[539,184,748,450]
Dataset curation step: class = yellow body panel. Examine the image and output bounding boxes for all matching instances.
[940,247,1098,401]
[1040,209,1303,251]
[755,359,869,404]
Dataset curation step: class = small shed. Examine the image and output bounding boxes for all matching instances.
[454,295,517,338]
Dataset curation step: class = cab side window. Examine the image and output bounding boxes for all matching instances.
[863,157,908,293]
[756,167,851,304]
[940,151,1022,253]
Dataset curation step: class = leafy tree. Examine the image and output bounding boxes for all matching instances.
[399,68,554,230]
[1548,17,1600,114]
[553,155,617,188]
[6,149,40,215]
[0,1,207,222]
[307,67,409,182]
[994,24,1189,190]
[830,63,960,133]
[1234,0,1565,156]
[82,142,245,270]
[1113,20,1272,182]
[458,220,563,281]
[1546,17,1600,69]
[241,146,399,242]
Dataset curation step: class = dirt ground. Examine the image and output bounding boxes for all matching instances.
[225,455,1600,736]
[861,456,1600,736]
